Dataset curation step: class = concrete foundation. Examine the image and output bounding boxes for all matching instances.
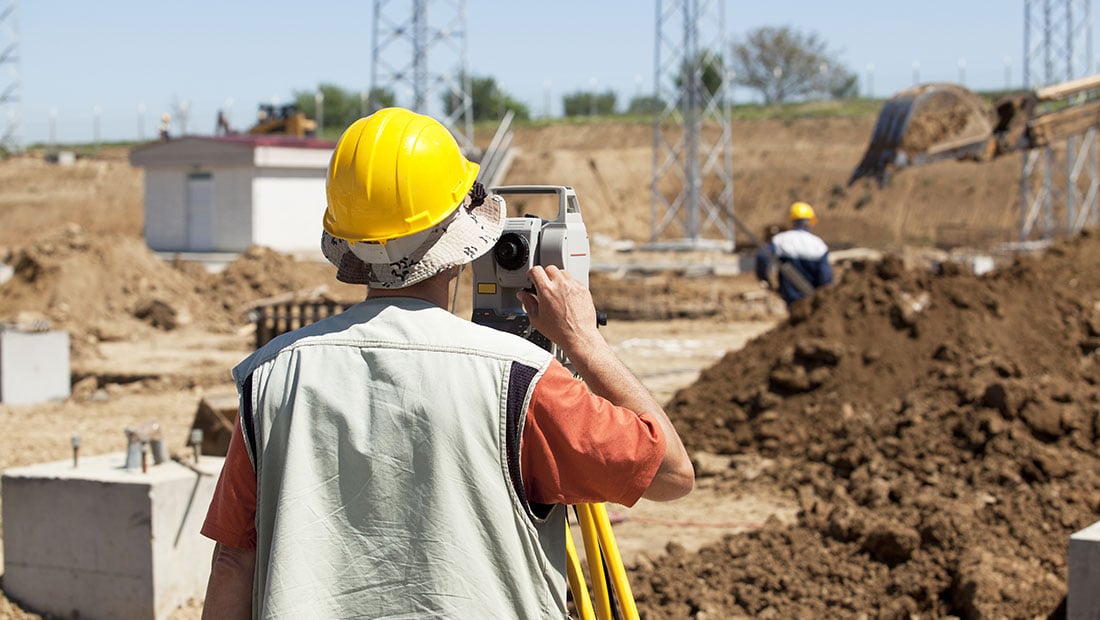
[0,329,71,405]
[1069,520,1100,619]
[2,452,224,619]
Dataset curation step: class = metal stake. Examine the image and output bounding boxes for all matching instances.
[71,433,81,468]
[190,429,204,463]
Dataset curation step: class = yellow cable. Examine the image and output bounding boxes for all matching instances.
[565,518,596,620]
[591,502,639,620]
[577,504,613,620]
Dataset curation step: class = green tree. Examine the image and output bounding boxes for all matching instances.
[364,87,396,114]
[562,90,617,116]
[675,50,726,103]
[444,75,530,122]
[827,69,859,99]
[731,26,849,104]
[627,95,664,115]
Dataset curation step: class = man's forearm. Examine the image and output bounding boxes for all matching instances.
[202,543,256,620]
[519,264,693,500]
[564,333,694,501]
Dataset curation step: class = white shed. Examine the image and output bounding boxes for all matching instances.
[129,135,335,256]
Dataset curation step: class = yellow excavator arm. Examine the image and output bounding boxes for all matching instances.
[849,73,1100,187]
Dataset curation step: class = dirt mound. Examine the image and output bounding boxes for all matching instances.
[0,224,232,341]
[633,231,1100,618]
[0,227,364,347]
[195,245,357,321]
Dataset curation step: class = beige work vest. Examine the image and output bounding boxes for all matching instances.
[233,298,568,619]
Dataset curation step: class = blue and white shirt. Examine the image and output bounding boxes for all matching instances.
[756,225,833,304]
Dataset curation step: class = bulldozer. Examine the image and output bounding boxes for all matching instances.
[248,103,318,138]
[849,73,1100,187]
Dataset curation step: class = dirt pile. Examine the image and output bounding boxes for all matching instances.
[0,226,363,347]
[633,231,1100,618]
[197,245,357,320]
[0,224,231,340]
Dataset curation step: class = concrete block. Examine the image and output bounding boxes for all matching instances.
[1070,520,1100,619]
[0,329,71,405]
[2,452,224,620]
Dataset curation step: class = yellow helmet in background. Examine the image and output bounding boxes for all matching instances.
[323,107,480,242]
[789,201,818,225]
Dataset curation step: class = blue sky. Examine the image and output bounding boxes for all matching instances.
[9,1,1099,144]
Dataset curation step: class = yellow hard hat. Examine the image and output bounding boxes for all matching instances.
[789,201,818,225]
[323,107,480,242]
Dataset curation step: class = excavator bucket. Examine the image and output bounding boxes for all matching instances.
[848,83,998,187]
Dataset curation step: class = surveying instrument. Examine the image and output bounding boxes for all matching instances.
[472,185,638,619]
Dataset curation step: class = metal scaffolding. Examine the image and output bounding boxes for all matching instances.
[0,0,21,153]
[650,0,734,250]
[370,0,473,151]
[1020,0,1097,239]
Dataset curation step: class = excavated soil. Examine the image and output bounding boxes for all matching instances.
[630,232,1100,619]
[898,84,994,153]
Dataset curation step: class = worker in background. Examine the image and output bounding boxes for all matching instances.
[199,107,694,619]
[755,201,833,306]
[157,113,171,141]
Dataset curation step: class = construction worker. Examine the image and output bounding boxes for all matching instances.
[199,107,694,619]
[755,201,833,306]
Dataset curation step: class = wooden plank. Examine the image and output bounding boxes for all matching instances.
[1036,74,1100,101]
[1028,101,1100,146]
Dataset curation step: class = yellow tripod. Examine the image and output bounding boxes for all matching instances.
[564,502,638,620]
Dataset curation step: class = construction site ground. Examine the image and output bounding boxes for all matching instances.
[1,112,1097,618]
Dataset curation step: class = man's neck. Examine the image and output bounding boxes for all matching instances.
[367,271,455,309]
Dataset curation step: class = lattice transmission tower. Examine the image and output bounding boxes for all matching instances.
[650,0,734,250]
[0,0,21,153]
[370,0,473,151]
[1019,0,1097,239]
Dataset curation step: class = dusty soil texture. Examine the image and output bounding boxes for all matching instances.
[631,232,1100,619]
[0,111,1092,619]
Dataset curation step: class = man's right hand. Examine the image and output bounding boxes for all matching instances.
[516,265,599,354]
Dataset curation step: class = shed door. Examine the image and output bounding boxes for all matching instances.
[186,172,214,251]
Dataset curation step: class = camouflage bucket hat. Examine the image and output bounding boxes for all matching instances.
[321,184,505,289]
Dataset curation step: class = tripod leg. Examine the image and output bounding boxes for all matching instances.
[591,502,639,620]
[565,517,596,620]
[577,504,614,620]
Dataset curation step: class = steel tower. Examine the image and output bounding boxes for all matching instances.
[650,0,735,249]
[0,0,21,153]
[370,0,473,150]
[1020,0,1097,239]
